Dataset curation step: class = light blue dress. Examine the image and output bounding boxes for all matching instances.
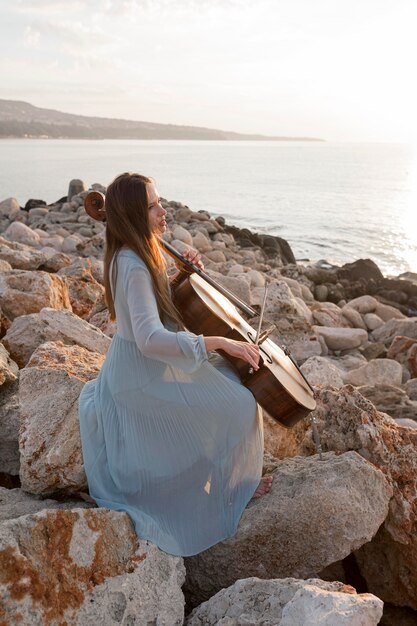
[78,248,263,557]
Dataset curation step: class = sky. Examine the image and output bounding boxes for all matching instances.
[0,0,416,142]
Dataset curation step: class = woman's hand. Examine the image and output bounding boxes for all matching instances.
[212,337,261,371]
[177,248,204,271]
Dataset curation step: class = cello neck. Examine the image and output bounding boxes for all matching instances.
[158,237,257,318]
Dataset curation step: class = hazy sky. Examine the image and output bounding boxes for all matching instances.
[1,0,416,141]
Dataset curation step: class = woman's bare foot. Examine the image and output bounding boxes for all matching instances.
[250,475,273,500]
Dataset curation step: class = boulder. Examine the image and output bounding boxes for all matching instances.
[363,313,384,331]
[192,231,212,253]
[0,197,20,220]
[357,384,417,421]
[19,341,104,495]
[300,356,344,388]
[341,304,368,330]
[345,295,378,314]
[0,236,47,270]
[0,381,20,475]
[3,307,110,368]
[0,269,71,321]
[3,221,41,247]
[186,577,383,626]
[0,508,185,625]
[275,385,417,609]
[344,359,403,387]
[371,318,417,347]
[311,302,351,328]
[67,178,87,201]
[375,302,406,322]
[88,309,117,337]
[184,451,392,608]
[0,486,93,523]
[0,343,18,386]
[172,225,193,245]
[313,327,368,351]
[387,335,417,378]
[405,378,417,400]
[337,259,384,283]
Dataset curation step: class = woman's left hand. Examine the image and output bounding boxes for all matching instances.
[177,248,204,271]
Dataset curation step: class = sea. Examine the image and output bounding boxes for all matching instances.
[1,139,416,278]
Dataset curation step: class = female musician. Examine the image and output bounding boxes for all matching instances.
[78,171,272,557]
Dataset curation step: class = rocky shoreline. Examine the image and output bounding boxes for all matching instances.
[1,179,417,625]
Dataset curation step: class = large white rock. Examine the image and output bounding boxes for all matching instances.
[344,358,403,387]
[0,508,185,625]
[0,236,47,270]
[0,197,20,220]
[4,221,41,247]
[186,577,383,626]
[19,341,104,495]
[184,451,392,607]
[192,231,212,252]
[3,307,110,367]
[173,225,193,245]
[341,304,368,330]
[363,313,384,331]
[313,326,368,351]
[300,356,344,388]
[312,302,351,328]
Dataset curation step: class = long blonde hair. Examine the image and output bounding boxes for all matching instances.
[103,172,183,328]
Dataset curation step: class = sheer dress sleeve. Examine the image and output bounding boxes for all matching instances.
[124,262,208,374]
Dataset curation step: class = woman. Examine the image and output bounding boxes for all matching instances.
[79,172,272,557]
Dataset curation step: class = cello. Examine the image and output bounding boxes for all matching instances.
[84,191,316,427]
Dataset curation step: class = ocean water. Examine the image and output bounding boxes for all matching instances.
[0,139,416,277]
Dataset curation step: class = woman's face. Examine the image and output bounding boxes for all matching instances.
[146,182,167,234]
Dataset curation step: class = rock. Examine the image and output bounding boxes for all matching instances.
[363,313,384,331]
[41,250,72,272]
[0,269,71,321]
[192,231,212,253]
[313,326,368,351]
[61,233,83,254]
[358,384,417,420]
[0,260,12,271]
[58,269,104,319]
[405,378,417,400]
[246,269,265,288]
[19,341,104,495]
[0,486,93,523]
[210,273,251,306]
[0,197,20,220]
[288,335,323,363]
[337,259,384,282]
[0,343,18,386]
[172,225,193,245]
[386,335,417,377]
[3,221,41,247]
[359,341,387,360]
[276,385,417,609]
[183,451,392,608]
[311,302,351,328]
[0,508,185,625]
[67,178,87,201]
[186,577,383,626]
[371,318,417,347]
[344,359,403,387]
[3,307,110,368]
[314,284,329,302]
[0,381,20,475]
[0,236,47,270]
[300,356,344,388]
[205,249,227,263]
[341,304,368,329]
[375,301,406,322]
[88,309,117,337]
[345,295,378,314]
[260,281,312,322]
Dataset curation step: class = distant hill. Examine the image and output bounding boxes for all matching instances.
[0,99,324,141]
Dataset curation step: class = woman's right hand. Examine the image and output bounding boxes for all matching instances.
[219,337,261,371]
